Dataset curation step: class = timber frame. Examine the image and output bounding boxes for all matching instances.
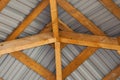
[0,0,120,80]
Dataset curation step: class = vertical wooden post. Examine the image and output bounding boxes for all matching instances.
[50,0,62,80]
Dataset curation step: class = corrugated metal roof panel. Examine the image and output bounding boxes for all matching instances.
[0,0,120,80]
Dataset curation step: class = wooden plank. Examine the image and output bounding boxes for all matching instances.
[50,0,59,40]
[117,37,120,54]
[103,65,120,80]
[100,0,120,19]
[50,0,62,80]
[40,23,52,33]
[55,42,62,80]
[4,21,55,79]
[57,0,105,36]
[60,31,120,51]
[6,0,49,40]
[11,51,56,80]
[62,47,98,79]
[59,19,73,49]
[0,0,10,11]
[59,19,73,32]
[0,32,55,56]
[58,20,105,79]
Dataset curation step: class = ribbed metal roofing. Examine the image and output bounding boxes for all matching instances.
[0,0,120,80]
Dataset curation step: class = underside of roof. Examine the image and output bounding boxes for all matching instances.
[0,0,120,80]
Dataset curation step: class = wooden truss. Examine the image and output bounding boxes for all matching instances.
[0,0,120,80]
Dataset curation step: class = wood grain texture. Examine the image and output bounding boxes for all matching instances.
[0,32,55,56]
[100,0,120,19]
[50,0,62,80]
[50,0,59,40]
[55,42,62,80]
[5,21,55,79]
[60,31,120,51]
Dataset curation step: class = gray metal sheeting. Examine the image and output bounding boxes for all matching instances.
[0,0,120,80]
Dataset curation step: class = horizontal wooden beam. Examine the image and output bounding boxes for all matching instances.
[0,32,55,55]
[103,65,120,80]
[6,0,49,40]
[0,0,10,11]
[11,51,55,80]
[100,0,120,19]
[57,0,105,36]
[60,31,120,51]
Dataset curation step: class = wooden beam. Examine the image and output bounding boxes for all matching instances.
[54,42,62,80]
[57,0,105,36]
[40,23,52,33]
[0,78,3,80]
[59,19,73,32]
[0,32,55,56]
[4,21,56,79]
[11,51,56,80]
[60,31,120,51]
[117,37,120,54]
[103,65,120,80]
[58,20,103,79]
[50,0,59,40]
[62,47,98,79]
[50,0,62,80]
[59,19,73,49]
[0,0,10,11]
[6,0,49,40]
[100,0,120,19]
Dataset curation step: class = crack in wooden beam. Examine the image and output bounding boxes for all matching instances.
[103,65,120,80]
[100,0,120,19]
[0,0,10,11]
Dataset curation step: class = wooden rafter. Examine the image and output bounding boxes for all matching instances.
[60,31,120,51]
[0,0,120,80]
[50,0,62,80]
[0,32,55,55]
[100,0,120,19]
[57,0,105,36]
[6,0,49,40]
[0,0,10,11]
[11,52,55,80]
[103,65,120,80]
[58,19,73,49]
[62,47,98,79]
[57,1,112,79]
[58,20,100,79]
[8,22,55,80]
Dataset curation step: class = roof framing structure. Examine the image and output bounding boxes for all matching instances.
[0,0,120,80]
